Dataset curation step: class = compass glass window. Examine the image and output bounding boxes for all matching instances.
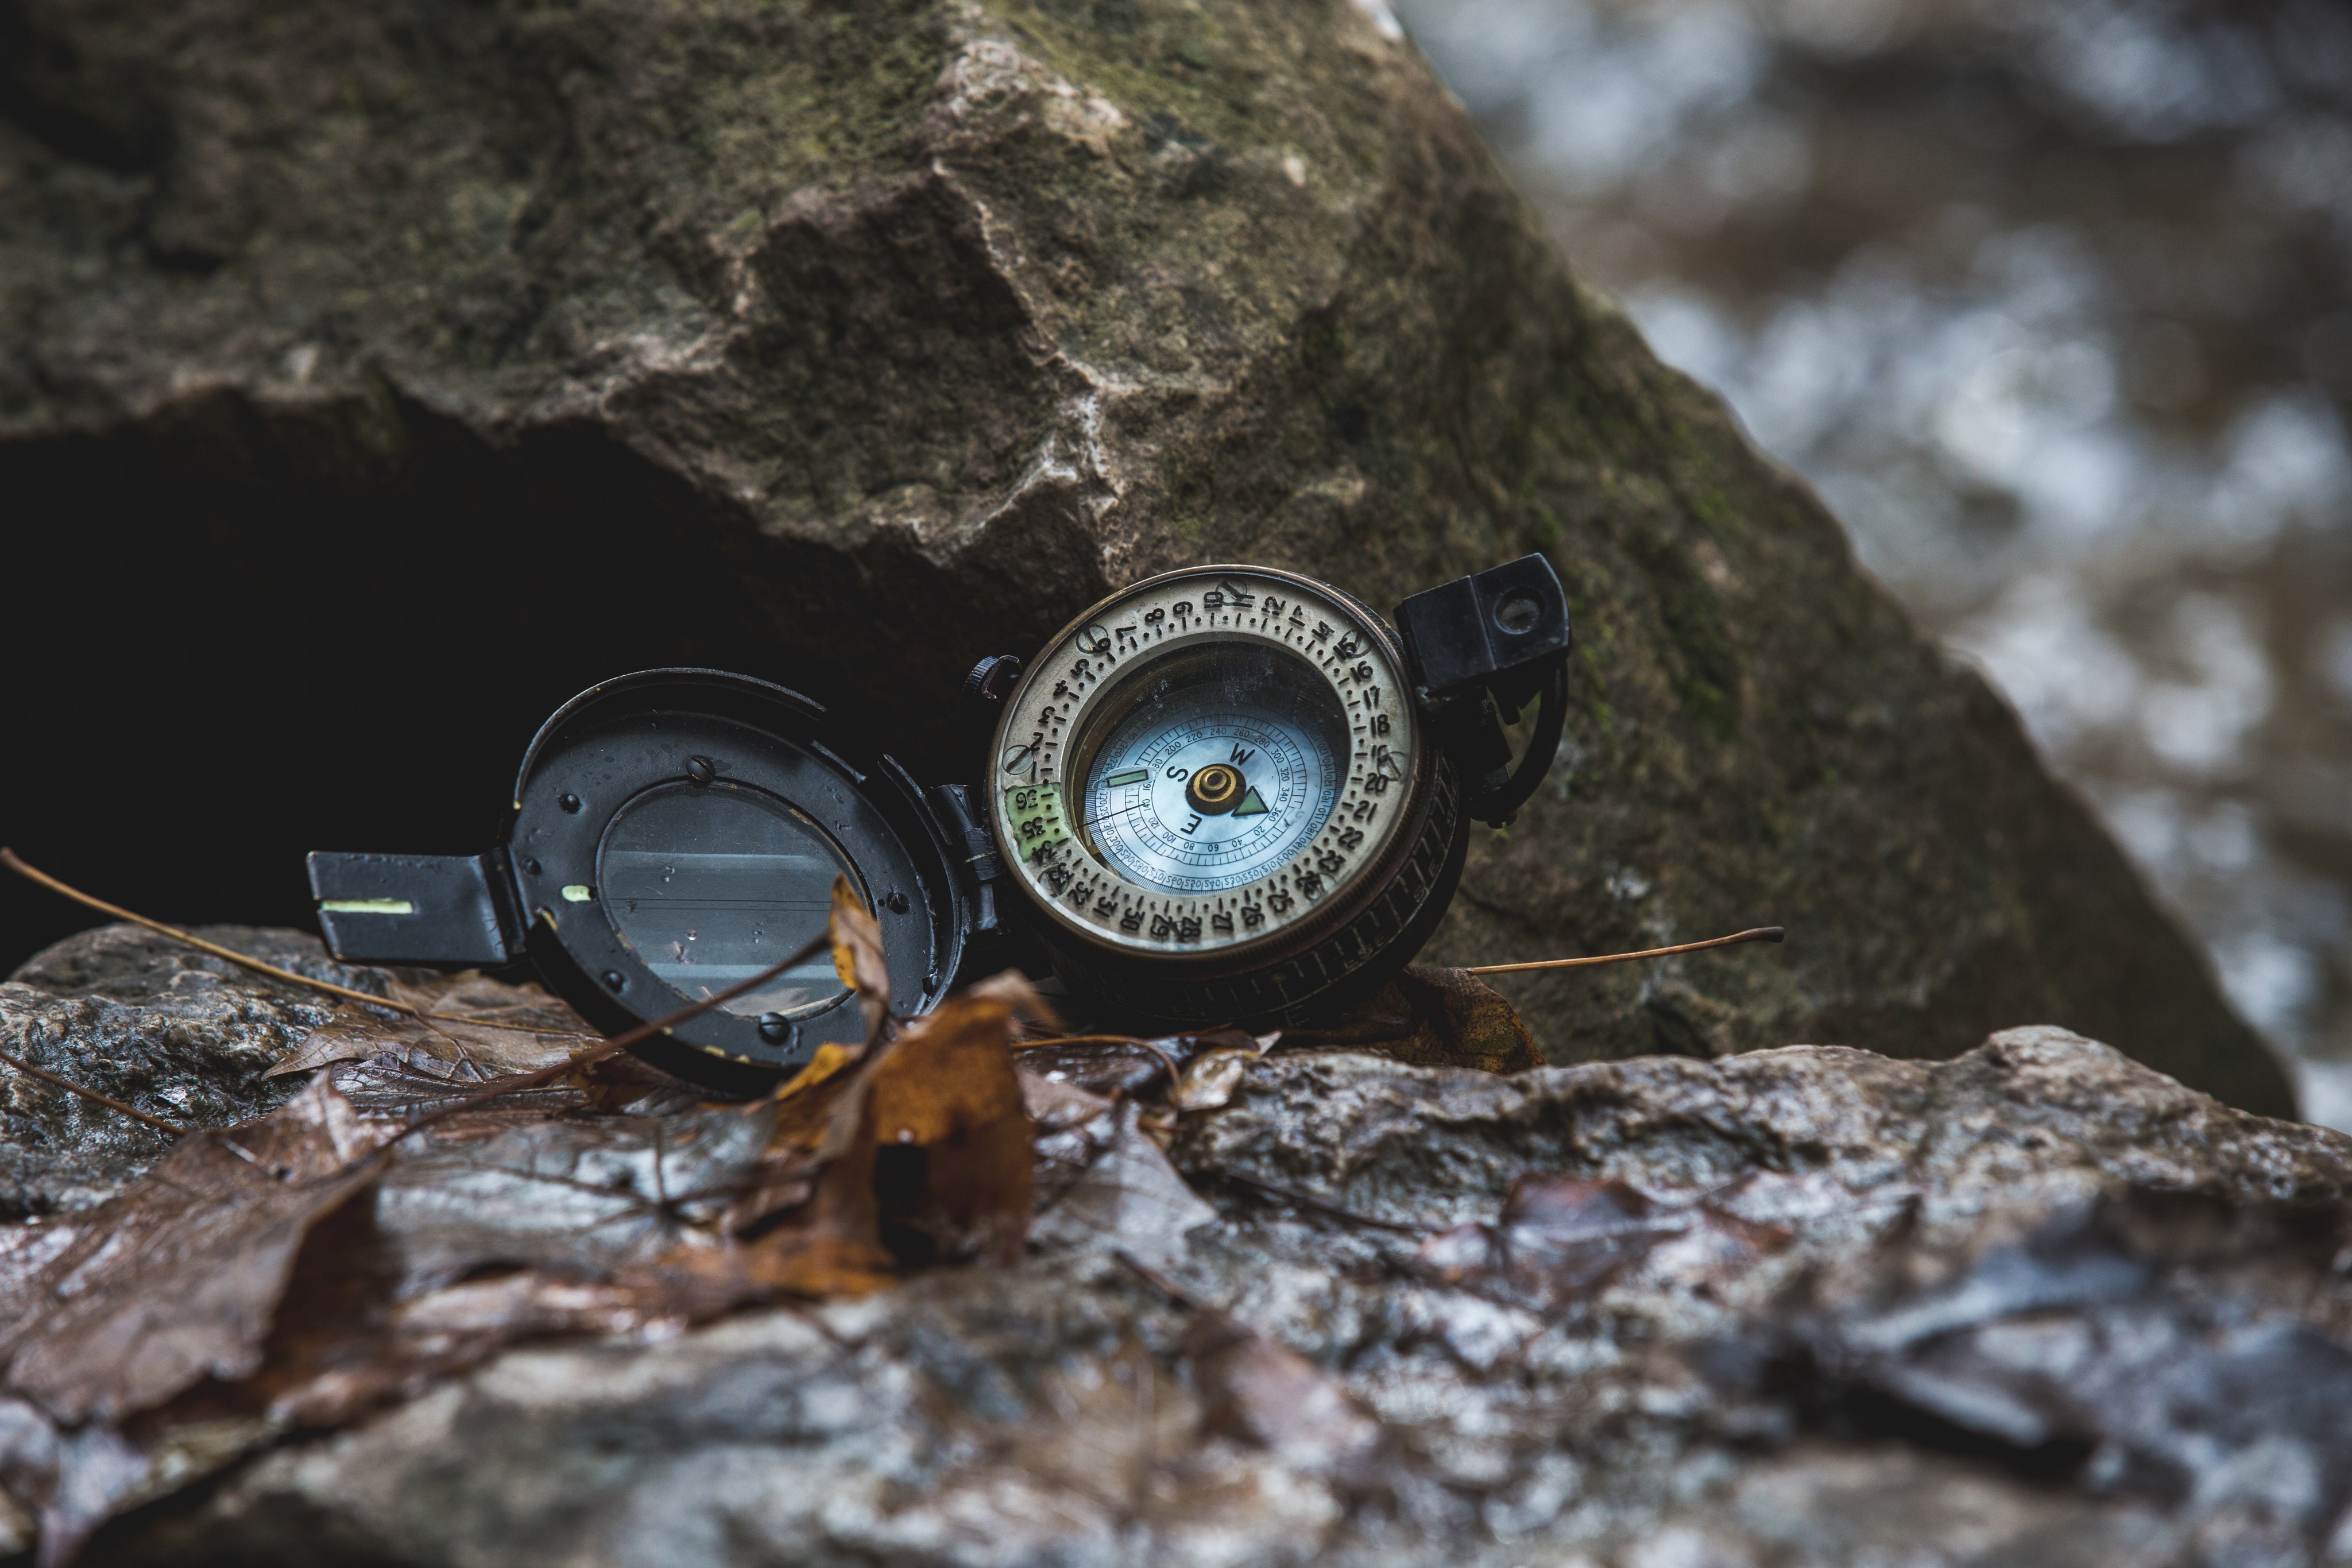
[598,781,860,1017]
[1074,644,1348,896]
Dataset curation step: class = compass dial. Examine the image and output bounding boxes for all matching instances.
[1083,660,1345,895]
[990,567,1422,960]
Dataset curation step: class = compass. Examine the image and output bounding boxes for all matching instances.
[985,558,1570,1025]
[304,557,1570,1087]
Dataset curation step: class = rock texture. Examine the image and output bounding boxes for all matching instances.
[0,926,364,1215]
[0,0,2289,1114]
[21,925,2332,1568]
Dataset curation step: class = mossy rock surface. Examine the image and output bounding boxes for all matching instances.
[0,0,2290,1113]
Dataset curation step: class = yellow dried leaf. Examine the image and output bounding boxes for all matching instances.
[827,874,891,1042]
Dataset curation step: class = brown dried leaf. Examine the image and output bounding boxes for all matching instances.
[264,1003,442,1080]
[772,1041,862,1108]
[0,1077,392,1427]
[382,969,579,1026]
[269,983,593,1083]
[677,981,1039,1296]
[866,990,1035,1264]
[828,874,891,1042]
[1327,967,1542,1073]
[1171,1033,1278,1112]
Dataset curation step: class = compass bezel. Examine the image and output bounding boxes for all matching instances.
[988,565,1433,970]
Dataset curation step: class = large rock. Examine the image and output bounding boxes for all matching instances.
[0,925,349,1214]
[0,0,2288,1113]
[48,946,2343,1567]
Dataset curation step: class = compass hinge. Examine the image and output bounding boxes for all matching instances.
[929,783,1005,934]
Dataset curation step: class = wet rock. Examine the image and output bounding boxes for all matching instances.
[0,0,2289,1116]
[0,926,401,1215]
[84,1015,2352,1568]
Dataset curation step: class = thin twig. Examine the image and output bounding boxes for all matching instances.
[4,846,425,1011]
[1467,926,1785,976]
[388,928,835,1144]
[1114,1249,1205,1310]
[3,846,579,1035]
[0,1045,187,1135]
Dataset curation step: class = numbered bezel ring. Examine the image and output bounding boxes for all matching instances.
[989,565,1430,969]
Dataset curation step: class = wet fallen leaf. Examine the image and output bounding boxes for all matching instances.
[0,1077,391,1424]
[1171,1033,1278,1112]
[264,1003,448,1081]
[0,1078,393,1565]
[1022,1068,1123,1213]
[1032,1102,1216,1268]
[1313,967,1541,1073]
[269,973,595,1082]
[0,906,1116,1562]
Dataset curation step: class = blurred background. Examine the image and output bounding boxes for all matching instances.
[1398,0,2352,1121]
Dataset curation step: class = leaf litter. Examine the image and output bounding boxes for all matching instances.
[0,875,1562,1564]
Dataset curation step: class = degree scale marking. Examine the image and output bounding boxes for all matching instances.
[994,574,1415,954]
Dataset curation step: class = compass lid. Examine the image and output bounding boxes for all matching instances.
[310,668,980,1088]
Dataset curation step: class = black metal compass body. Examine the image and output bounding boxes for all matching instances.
[308,669,980,1088]
[308,557,1569,1088]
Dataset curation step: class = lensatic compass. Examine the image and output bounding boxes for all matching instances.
[304,556,1571,1085]
[984,559,1569,1023]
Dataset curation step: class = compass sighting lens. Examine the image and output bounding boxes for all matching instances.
[598,780,861,1019]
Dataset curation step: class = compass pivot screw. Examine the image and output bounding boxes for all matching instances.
[757,1012,796,1044]
[685,756,717,785]
[559,793,582,814]
[601,970,625,991]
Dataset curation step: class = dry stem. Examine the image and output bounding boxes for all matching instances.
[0,1045,188,1135]
[3,847,570,1034]
[1467,926,1784,975]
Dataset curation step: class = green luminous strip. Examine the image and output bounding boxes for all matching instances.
[1004,783,1074,862]
[319,899,413,915]
[1232,786,1269,816]
[1102,768,1150,787]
